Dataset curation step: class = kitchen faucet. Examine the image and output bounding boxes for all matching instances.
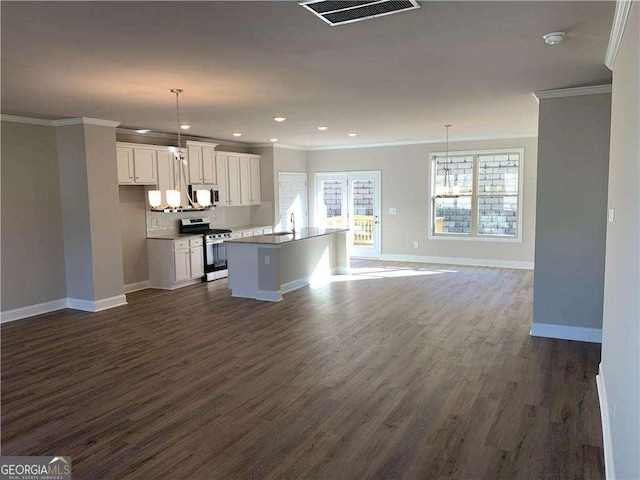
[290,212,296,233]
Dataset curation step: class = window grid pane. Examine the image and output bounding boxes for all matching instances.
[477,195,518,236]
[435,197,471,234]
[477,154,519,195]
[434,155,473,196]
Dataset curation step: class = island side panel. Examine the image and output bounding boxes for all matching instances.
[280,234,337,293]
[227,243,261,299]
[257,247,282,301]
[335,230,350,274]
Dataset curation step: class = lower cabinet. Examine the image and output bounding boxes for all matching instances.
[148,237,204,289]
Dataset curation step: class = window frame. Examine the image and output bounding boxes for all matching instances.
[428,148,524,243]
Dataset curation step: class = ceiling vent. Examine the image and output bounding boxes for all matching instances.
[300,0,420,26]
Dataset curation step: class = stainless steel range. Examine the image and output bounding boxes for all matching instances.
[179,218,232,282]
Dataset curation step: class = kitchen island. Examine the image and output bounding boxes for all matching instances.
[226,228,350,301]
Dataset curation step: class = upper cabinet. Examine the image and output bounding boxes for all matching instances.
[217,152,261,206]
[116,143,164,185]
[186,141,219,185]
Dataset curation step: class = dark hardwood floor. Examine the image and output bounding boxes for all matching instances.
[1,260,603,479]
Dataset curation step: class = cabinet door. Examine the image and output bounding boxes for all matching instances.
[116,147,134,184]
[216,155,229,204]
[174,248,191,282]
[188,145,203,184]
[227,155,241,206]
[190,246,204,279]
[239,157,251,205]
[202,146,217,184]
[133,148,157,184]
[250,157,261,204]
[156,149,174,202]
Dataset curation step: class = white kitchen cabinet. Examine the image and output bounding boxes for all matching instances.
[240,157,251,205]
[174,247,191,283]
[202,146,217,184]
[148,237,204,289]
[227,154,241,206]
[188,144,203,184]
[263,227,273,234]
[133,148,157,184]
[239,155,261,205]
[117,143,162,186]
[216,154,230,204]
[190,245,204,278]
[186,141,219,185]
[117,147,134,184]
[156,148,174,203]
[250,156,261,204]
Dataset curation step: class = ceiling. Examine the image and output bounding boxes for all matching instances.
[1,1,614,148]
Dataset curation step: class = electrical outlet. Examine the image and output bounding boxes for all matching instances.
[389,208,397,215]
[413,241,419,249]
[265,255,270,265]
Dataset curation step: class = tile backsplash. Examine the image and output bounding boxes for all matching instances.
[146,204,270,234]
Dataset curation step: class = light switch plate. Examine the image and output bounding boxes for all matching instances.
[608,207,615,223]
[389,208,397,215]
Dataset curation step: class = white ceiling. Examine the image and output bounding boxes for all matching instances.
[1,1,614,148]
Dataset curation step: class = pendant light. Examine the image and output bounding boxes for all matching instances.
[148,89,214,212]
[439,124,460,198]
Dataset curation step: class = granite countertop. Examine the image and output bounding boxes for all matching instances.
[226,227,349,245]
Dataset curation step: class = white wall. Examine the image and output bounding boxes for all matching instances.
[600,3,639,479]
[307,137,537,266]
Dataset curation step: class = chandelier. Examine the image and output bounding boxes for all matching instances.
[148,89,213,211]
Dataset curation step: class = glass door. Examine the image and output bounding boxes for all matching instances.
[315,171,381,258]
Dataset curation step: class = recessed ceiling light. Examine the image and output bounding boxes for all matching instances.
[318,126,328,131]
[273,116,286,122]
[136,129,151,133]
[543,31,566,45]
[180,124,191,130]
[348,132,357,137]
[232,132,242,137]
[270,138,278,142]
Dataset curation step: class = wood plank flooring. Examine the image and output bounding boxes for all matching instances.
[1,260,604,479]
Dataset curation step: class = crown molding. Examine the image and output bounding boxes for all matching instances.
[605,0,633,70]
[302,133,538,151]
[1,114,120,128]
[116,127,247,148]
[533,84,612,101]
[54,117,120,127]
[1,114,57,126]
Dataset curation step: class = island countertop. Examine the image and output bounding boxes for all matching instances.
[225,227,349,246]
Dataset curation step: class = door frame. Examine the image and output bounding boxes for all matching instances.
[314,171,381,259]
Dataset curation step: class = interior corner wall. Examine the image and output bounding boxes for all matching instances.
[0,121,67,311]
[119,186,148,286]
[84,124,125,300]
[306,137,537,264]
[600,3,640,479]
[56,124,95,302]
[532,93,612,332]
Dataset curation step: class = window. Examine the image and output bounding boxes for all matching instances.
[430,149,523,241]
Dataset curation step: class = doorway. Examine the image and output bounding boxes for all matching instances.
[315,171,381,258]
[278,172,308,232]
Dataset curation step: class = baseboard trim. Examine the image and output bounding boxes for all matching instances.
[379,254,534,270]
[67,295,128,313]
[596,363,616,479]
[256,290,283,302]
[530,322,602,344]
[282,277,311,294]
[1,298,68,323]
[124,281,149,293]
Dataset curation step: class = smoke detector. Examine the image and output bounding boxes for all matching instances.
[543,32,566,46]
